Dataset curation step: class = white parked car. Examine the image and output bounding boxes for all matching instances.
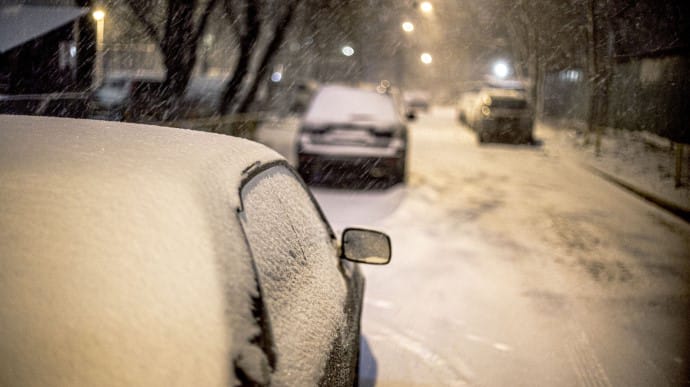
[403,89,431,113]
[456,89,479,124]
[296,84,408,187]
[89,74,224,122]
[0,115,391,386]
[88,73,164,121]
[465,86,535,144]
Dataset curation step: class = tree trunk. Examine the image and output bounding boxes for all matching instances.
[159,0,200,118]
[218,0,261,115]
[235,0,298,113]
[585,0,599,146]
[585,0,613,155]
[125,0,217,120]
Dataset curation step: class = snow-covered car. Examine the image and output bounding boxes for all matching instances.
[466,86,535,144]
[290,79,319,114]
[0,115,391,386]
[456,89,479,124]
[296,84,408,187]
[89,74,224,122]
[403,89,431,113]
[88,74,165,121]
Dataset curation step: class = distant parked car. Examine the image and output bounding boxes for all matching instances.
[403,89,431,113]
[88,76,131,119]
[290,79,319,114]
[456,89,479,124]
[296,84,409,187]
[89,74,224,122]
[465,85,534,144]
[0,115,391,386]
[88,74,164,121]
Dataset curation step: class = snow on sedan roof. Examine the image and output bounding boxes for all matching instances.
[303,85,402,129]
[0,115,282,386]
[481,87,527,99]
[0,115,281,196]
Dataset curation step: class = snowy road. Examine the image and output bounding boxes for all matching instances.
[257,108,690,386]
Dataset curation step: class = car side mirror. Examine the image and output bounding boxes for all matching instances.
[340,228,391,265]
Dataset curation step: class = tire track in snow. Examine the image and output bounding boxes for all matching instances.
[565,322,613,387]
[366,321,472,386]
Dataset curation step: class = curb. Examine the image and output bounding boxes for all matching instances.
[583,164,690,223]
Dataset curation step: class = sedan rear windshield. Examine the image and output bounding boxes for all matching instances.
[303,86,400,128]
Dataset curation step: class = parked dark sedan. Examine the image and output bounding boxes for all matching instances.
[296,85,408,188]
[0,115,391,386]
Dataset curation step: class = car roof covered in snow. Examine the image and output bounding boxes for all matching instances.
[303,84,402,129]
[0,115,283,386]
[0,115,282,208]
[403,89,431,101]
[480,87,527,99]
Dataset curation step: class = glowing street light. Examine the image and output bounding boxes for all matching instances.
[92,9,106,89]
[92,9,105,21]
[493,60,510,78]
[420,52,433,64]
[341,46,355,57]
[402,21,414,32]
[420,1,433,13]
[270,72,282,83]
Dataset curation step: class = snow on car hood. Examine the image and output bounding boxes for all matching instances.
[481,87,527,100]
[303,85,402,130]
[240,166,347,385]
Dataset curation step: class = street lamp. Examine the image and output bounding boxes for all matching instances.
[420,52,432,64]
[92,9,105,89]
[420,1,433,13]
[402,21,414,32]
[492,60,510,78]
[341,46,355,57]
[92,9,105,21]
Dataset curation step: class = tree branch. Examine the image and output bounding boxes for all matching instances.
[124,0,161,44]
[193,0,220,43]
[218,0,261,114]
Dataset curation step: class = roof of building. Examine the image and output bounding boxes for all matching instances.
[0,5,89,54]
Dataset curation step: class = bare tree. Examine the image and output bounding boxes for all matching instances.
[217,0,300,115]
[217,0,260,115]
[124,0,219,114]
[233,0,299,113]
[585,0,614,154]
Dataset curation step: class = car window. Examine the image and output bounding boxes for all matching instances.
[105,79,126,89]
[304,86,400,127]
[238,165,347,385]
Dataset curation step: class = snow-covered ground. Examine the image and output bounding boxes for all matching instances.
[540,121,689,211]
[256,107,690,386]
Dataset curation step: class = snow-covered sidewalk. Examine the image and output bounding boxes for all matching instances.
[538,121,690,219]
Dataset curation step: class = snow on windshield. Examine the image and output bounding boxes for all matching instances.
[240,165,346,386]
[303,85,400,129]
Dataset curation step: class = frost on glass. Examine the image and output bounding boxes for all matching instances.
[240,166,347,386]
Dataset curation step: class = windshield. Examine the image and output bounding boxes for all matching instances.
[304,85,400,128]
